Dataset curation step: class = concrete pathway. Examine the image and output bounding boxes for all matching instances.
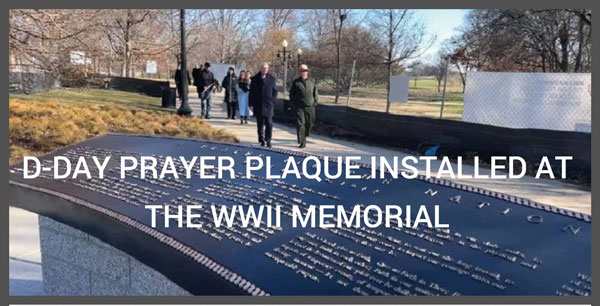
[188,93,591,215]
[9,206,44,295]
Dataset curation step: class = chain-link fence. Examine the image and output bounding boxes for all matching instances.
[271,63,465,121]
[272,62,591,132]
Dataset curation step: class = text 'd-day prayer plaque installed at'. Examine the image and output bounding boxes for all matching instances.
[8,134,591,296]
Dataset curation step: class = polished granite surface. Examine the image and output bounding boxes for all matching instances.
[9,134,591,296]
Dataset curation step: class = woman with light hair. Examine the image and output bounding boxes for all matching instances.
[237,70,250,124]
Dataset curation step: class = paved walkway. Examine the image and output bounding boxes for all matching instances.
[9,206,44,295]
[189,93,591,215]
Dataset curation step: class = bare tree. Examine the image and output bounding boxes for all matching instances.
[9,9,102,75]
[154,9,207,73]
[369,9,431,113]
[408,61,424,88]
[13,9,589,94]
[101,10,155,77]
[431,53,449,92]
[452,9,592,73]
[205,9,253,64]
[302,10,331,51]
[266,9,297,30]
[329,9,350,103]
[303,24,386,91]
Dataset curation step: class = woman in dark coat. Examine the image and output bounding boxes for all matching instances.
[222,67,238,119]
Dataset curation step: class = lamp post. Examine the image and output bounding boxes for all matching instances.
[296,48,302,67]
[277,39,292,99]
[177,9,192,116]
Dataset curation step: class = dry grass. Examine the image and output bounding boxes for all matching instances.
[9,90,237,165]
[320,95,464,120]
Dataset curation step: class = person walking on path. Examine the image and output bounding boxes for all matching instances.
[196,62,218,119]
[192,63,202,100]
[289,64,318,148]
[249,63,278,147]
[174,66,190,103]
[222,67,239,120]
[237,70,251,124]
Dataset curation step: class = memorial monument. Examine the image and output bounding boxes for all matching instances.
[8,134,591,296]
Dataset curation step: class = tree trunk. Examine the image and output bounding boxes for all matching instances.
[541,54,546,72]
[333,10,345,104]
[385,62,392,113]
[574,18,585,72]
[108,55,112,76]
[559,21,570,72]
[131,55,135,77]
[334,25,341,103]
[125,41,131,77]
[124,11,132,78]
[219,10,226,63]
[455,63,466,93]
[334,48,340,103]
[385,10,394,114]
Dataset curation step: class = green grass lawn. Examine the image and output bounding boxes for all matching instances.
[408,78,464,102]
[317,76,465,120]
[10,88,170,112]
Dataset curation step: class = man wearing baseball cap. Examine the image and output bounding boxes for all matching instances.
[289,64,319,148]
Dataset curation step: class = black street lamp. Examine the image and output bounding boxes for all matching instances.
[277,39,292,98]
[177,9,192,116]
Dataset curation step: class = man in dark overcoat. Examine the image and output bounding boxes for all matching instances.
[249,63,278,147]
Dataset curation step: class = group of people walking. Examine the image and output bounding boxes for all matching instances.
[221,66,251,124]
[175,62,318,149]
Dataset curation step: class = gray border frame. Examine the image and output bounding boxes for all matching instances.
[4,1,596,304]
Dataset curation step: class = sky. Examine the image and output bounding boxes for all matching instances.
[335,9,469,64]
[419,9,469,58]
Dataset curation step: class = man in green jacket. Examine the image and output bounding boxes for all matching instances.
[290,64,319,148]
